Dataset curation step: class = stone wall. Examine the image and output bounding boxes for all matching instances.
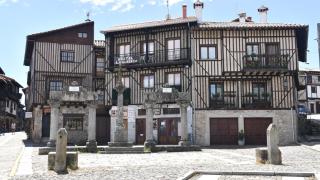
[60,106,89,145]
[194,109,297,146]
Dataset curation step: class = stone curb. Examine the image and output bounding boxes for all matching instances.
[177,171,316,180]
[297,142,320,153]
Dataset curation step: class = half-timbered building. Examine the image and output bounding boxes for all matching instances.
[102,2,308,146]
[0,68,24,132]
[24,21,107,144]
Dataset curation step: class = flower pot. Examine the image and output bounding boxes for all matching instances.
[238,139,245,146]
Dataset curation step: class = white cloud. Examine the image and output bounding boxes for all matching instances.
[0,0,20,5]
[79,0,134,12]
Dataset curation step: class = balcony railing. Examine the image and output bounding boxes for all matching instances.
[241,94,272,109]
[243,54,289,70]
[111,48,190,68]
[209,93,238,109]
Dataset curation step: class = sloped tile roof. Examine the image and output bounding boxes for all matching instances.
[199,22,308,29]
[102,17,198,33]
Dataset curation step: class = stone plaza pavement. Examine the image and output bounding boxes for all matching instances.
[1,132,320,180]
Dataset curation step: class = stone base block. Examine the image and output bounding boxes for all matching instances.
[108,142,133,147]
[268,149,282,165]
[48,152,78,171]
[256,148,268,164]
[178,140,190,147]
[144,140,156,153]
[86,140,98,153]
[47,140,56,147]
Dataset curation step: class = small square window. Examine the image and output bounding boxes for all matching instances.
[61,51,75,62]
[311,86,317,93]
[200,46,217,60]
[142,75,154,88]
[78,32,88,38]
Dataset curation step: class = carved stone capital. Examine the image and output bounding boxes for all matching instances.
[48,99,61,108]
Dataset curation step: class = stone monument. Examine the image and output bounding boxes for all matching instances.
[54,128,68,173]
[108,64,132,147]
[267,124,282,165]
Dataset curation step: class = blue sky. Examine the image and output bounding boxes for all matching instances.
[0,0,319,90]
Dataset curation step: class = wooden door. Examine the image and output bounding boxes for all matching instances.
[316,102,320,114]
[135,119,146,145]
[158,118,179,145]
[244,118,272,145]
[310,104,315,114]
[96,115,110,145]
[210,118,238,145]
[42,113,50,138]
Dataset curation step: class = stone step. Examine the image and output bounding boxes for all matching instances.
[305,135,320,142]
[99,151,145,154]
[101,147,144,154]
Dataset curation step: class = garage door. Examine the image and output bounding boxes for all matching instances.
[244,118,272,145]
[210,118,238,145]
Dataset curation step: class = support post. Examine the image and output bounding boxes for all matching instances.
[86,101,97,152]
[144,100,156,152]
[177,92,191,146]
[47,100,60,147]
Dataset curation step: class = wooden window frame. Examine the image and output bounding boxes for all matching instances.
[166,38,181,61]
[95,57,105,76]
[199,45,218,60]
[60,50,75,62]
[117,43,131,55]
[252,82,267,100]
[49,81,63,91]
[78,32,88,38]
[209,82,224,107]
[166,72,181,86]
[246,43,260,56]
[141,74,155,89]
[265,42,280,56]
[311,86,317,93]
[141,41,155,55]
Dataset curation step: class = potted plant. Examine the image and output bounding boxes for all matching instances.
[238,130,245,146]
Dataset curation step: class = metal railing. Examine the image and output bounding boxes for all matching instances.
[112,48,190,66]
[243,54,289,70]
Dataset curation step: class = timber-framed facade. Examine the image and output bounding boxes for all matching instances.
[101,3,308,146]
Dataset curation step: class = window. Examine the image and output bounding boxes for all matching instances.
[96,57,105,75]
[50,81,63,91]
[142,75,154,88]
[163,108,180,115]
[311,86,317,93]
[209,82,224,101]
[167,73,181,86]
[266,43,280,56]
[63,115,84,131]
[121,76,130,88]
[61,51,75,62]
[252,83,267,100]
[167,39,180,60]
[307,75,313,84]
[78,32,88,38]
[318,76,320,82]
[142,42,155,54]
[246,44,259,56]
[119,44,130,56]
[200,46,217,60]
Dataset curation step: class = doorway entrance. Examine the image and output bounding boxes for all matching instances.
[158,118,179,145]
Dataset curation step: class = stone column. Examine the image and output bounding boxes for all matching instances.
[32,105,42,144]
[86,101,97,152]
[47,100,60,147]
[267,124,282,165]
[144,101,156,152]
[177,92,191,146]
[108,75,132,147]
[54,128,68,173]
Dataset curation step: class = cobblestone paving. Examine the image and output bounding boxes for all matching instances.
[10,144,320,180]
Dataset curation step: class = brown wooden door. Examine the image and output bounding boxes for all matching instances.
[96,115,110,145]
[136,119,146,145]
[244,118,272,145]
[210,118,238,145]
[158,118,179,145]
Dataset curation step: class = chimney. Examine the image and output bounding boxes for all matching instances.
[238,12,246,23]
[182,4,187,18]
[193,0,204,23]
[258,5,269,23]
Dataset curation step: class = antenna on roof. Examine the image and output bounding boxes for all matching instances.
[85,11,91,22]
[166,0,171,20]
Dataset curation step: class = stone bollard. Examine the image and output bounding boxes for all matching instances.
[267,124,282,165]
[255,148,268,164]
[54,128,68,173]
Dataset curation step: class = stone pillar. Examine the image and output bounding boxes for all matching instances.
[108,76,132,147]
[32,105,42,144]
[47,100,60,147]
[144,102,156,152]
[86,102,97,152]
[267,124,282,165]
[177,92,191,146]
[54,128,67,174]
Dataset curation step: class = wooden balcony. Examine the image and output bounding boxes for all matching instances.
[243,54,289,71]
[110,48,191,69]
[209,94,238,109]
[241,94,272,109]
